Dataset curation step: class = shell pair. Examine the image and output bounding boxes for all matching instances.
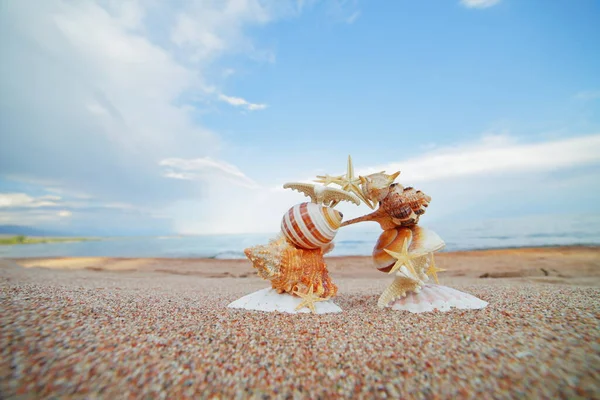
[373,225,445,307]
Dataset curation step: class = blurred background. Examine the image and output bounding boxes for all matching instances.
[1,0,599,257]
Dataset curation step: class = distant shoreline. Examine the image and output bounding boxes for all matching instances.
[5,244,599,261]
[1,235,598,259]
[0,235,97,246]
[4,246,599,288]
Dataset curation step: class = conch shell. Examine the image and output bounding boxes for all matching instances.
[342,184,431,230]
[360,171,400,203]
[244,236,337,299]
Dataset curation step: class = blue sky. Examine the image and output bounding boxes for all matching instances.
[1,0,599,235]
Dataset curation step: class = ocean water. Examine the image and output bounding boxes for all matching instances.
[1,214,599,259]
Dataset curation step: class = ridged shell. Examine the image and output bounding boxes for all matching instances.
[382,185,431,225]
[384,284,488,313]
[244,236,338,298]
[228,288,342,314]
[373,226,445,272]
[281,202,342,250]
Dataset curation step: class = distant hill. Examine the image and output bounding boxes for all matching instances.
[0,225,65,237]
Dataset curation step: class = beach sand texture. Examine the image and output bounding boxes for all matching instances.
[1,246,599,398]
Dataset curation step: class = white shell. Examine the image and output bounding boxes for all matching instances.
[412,226,445,254]
[227,288,342,314]
[384,284,488,313]
[281,202,342,249]
[373,226,445,272]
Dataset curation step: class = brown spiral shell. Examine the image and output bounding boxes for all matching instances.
[381,185,431,225]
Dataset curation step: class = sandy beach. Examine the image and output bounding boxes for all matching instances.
[1,246,599,398]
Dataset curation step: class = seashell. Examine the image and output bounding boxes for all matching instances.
[244,235,338,300]
[228,288,342,314]
[381,185,431,226]
[359,171,400,203]
[377,274,424,308]
[382,284,488,313]
[281,202,342,250]
[373,226,445,272]
[341,183,431,230]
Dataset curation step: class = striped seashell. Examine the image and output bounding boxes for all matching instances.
[373,225,445,272]
[281,202,343,249]
[384,284,488,313]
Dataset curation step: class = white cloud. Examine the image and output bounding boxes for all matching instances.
[170,0,273,62]
[460,0,501,9]
[357,134,600,184]
[0,1,219,203]
[326,0,361,24]
[104,202,137,210]
[102,0,144,30]
[160,157,260,189]
[4,1,596,237]
[0,191,169,233]
[0,0,295,233]
[247,103,268,111]
[171,133,600,234]
[0,210,65,225]
[0,192,144,214]
[222,68,236,77]
[86,102,110,116]
[0,193,61,208]
[346,11,361,24]
[161,172,196,181]
[574,90,600,101]
[218,94,267,110]
[42,186,94,200]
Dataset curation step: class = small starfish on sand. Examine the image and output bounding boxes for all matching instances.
[383,238,424,278]
[294,285,328,314]
[425,253,446,284]
[314,155,374,209]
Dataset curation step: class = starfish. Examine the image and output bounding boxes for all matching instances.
[294,285,328,314]
[315,155,374,209]
[378,275,422,308]
[314,173,344,186]
[282,182,360,206]
[425,253,446,284]
[383,238,424,277]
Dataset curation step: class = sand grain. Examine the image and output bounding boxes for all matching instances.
[1,249,599,398]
